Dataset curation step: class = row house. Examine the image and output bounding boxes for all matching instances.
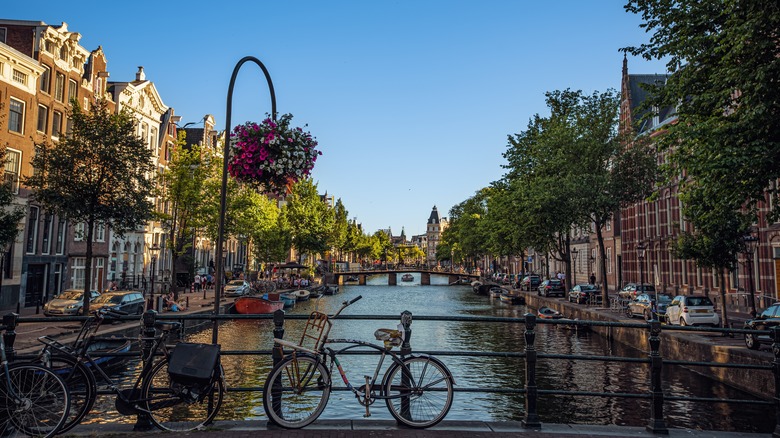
[618,57,780,312]
[1,20,116,309]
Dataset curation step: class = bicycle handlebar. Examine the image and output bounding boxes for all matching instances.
[347,295,362,305]
[332,295,362,319]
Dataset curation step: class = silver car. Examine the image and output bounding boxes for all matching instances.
[44,289,100,316]
[224,280,250,297]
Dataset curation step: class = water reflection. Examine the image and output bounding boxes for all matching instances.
[87,283,772,432]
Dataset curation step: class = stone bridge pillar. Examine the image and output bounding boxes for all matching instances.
[359,274,366,285]
[388,272,397,286]
[421,272,430,285]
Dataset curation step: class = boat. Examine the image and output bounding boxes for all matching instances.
[401,274,414,282]
[537,306,563,319]
[52,338,132,374]
[489,287,505,298]
[264,292,295,308]
[320,284,339,296]
[234,296,285,314]
[293,289,311,301]
[499,291,525,305]
[345,275,359,282]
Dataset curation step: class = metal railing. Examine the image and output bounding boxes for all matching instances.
[2,311,780,436]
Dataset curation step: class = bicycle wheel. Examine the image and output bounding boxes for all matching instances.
[43,354,96,433]
[0,363,71,438]
[142,358,224,432]
[262,354,330,429]
[383,355,453,428]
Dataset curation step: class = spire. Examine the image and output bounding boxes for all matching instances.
[427,205,440,225]
[622,52,628,77]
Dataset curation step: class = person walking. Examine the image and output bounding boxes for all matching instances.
[589,273,596,285]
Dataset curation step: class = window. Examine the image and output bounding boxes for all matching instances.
[12,69,27,86]
[52,111,62,138]
[66,117,73,135]
[55,72,65,102]
[41,213,53,254]
[606,247,613,274]
[59,46,68,62]
[44,40,53,53]
[95,222,105,242]
[68,79,77,101]
[53,264,63,297]
[150,127,158,155]
[72,257,85,289]
[74,222,85,241]
[26,206,39,254]
[56,219,66,254]
[40,65,51,93]
[0,27,6,44]
[1,245,10,280]
[8,98,24,134]
[37,105,48,133]
[3,148,21,194]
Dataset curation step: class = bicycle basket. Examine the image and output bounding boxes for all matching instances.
[374,328,404,349]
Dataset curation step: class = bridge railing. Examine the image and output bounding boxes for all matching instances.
[3,312,778,434]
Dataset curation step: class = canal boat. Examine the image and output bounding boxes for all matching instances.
[319,284,339,295]
[86,338,132,370]
[264,292,295,308]
[234,296,285,314]
[499,291,525,305]
[401,274,414,282]
[292,289,311,301]
[537,306,563,319]
[489,287,505,298]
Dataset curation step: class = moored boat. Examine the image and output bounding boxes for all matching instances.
[401,273,414,282]
[320,284,339,295]
[537,306,563,319]
[293,289,311,301]
[264,292,295,308]
[489,287,505,298]
[234,296,285,314]
[499,291,525,305]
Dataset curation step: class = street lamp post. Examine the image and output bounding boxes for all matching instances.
[149,244,160,310]
[742,232,759,316]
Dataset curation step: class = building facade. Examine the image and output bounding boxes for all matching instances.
[425,205,447,267]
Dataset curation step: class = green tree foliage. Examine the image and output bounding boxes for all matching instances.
[443,191,490,270]
[330,198,349,260]
[0,146,24,252]
[24,100,154,313]
[284,179,334,259]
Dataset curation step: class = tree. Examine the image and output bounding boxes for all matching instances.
[24,100,154,313]
[0,146,24,261]
[330,199,348,262]
[284,179,334,261]
[156,140,222,299]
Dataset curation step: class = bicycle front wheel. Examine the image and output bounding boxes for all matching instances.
[383,355,453,428]
[262,354,330,429]
[0,363,71,438]
[142,359,224,432]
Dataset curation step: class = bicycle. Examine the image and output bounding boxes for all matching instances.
[263,295,455,429]
[1,323,70,438]
[34,309,225,432]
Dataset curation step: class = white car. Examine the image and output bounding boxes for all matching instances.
[665,295,720,327]
[224,280,250,297]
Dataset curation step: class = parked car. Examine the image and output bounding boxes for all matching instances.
[538,279,565,297]
[568,284,600,304]
[625,293,674,321]
[90,291,145,315]
[43,289,100,316]
[618,283,656,301]
[519,275,541,291]
[224,280,251,297]
[664,295,720,327]
[744,303,780,350]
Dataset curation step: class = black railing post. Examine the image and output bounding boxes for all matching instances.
[522,313,541,429]
[399,310,413,421]
[771,326,780,438]
[269,309,285,425]
[2,313,18,362]
[646,320,668,434]
[134,310,157,431]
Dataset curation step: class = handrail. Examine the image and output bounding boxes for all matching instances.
[2,311,778,433]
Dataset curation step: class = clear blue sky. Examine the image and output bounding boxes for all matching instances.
[6,1,668,237]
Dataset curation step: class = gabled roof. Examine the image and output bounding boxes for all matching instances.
[427,205,440,224]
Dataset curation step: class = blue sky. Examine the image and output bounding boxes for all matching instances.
[6,1,668,237]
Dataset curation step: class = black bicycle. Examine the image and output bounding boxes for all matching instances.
[34,309,225,432]
[1,324,70,438]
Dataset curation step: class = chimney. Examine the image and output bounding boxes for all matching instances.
[136,66,145,81]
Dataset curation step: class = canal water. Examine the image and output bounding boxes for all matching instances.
[88,278,774,432]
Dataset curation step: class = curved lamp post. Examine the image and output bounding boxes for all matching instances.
[742,231,758,316]
[213,56,277,344]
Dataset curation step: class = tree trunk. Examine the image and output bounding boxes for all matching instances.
[719,269,729,331]
[595,222,610,305]
[564,233,572,292]
[82,218,95,315]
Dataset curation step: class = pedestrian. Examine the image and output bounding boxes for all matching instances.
[194,274,201,293]
[201,275,207,290]
[589,273,596,285]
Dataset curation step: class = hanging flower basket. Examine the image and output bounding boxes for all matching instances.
[227,113,321,194]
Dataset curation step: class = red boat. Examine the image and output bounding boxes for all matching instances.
[234,296,285,314]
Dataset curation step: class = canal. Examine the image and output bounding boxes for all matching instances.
[87,279,774,432]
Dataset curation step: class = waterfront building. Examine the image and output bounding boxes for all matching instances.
[426,205,447,267]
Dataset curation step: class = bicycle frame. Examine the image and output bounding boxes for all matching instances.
[323,339,408,401]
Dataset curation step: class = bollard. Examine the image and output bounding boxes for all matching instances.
[771,326,780,438]
[134,310,157,431]
[186,297,189,309]
[646,320,668,434]
[522,313,541,429]
[36,299,40,315]
[268,309,286,427]
[2,313,19,363]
